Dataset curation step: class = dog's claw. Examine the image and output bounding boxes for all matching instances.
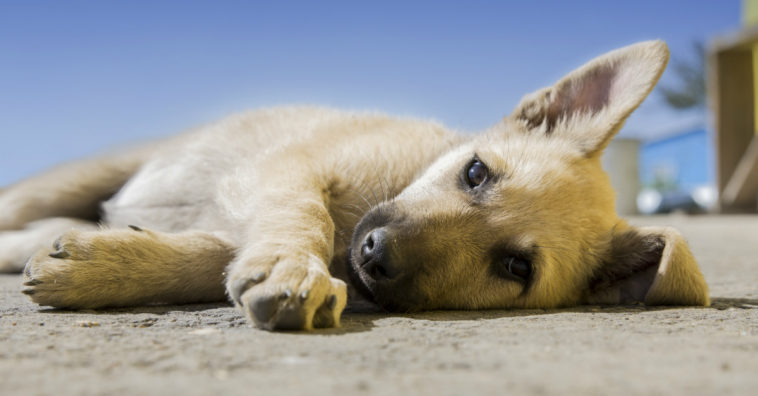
[252,272,266,282]
[23,279,42,286]
[49,250,69,259]
[299,290,309,302]
[280,289,292,300]
[128,225,143,232]
[21,288,36,295]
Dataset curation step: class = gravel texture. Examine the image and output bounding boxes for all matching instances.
[1,215,756,395]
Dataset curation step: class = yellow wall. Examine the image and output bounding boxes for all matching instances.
[745,0,758,25]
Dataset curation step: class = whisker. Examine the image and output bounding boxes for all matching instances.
[356,191,373,211]
[368,184,380,207]
[378,176,388,203]
[340,211,361,220]
[340,203,368,216]
[334,229,350,246]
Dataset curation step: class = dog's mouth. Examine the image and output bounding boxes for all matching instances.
[345,246,379,303]
[346,250,416,312]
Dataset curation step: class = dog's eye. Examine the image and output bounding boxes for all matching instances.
[494,256,532,282]
[465,160,488,188]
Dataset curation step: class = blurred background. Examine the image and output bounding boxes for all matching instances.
[0,1,754,215]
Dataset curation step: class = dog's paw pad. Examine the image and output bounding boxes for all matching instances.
[243,288,343,331]
[249,290,307,330]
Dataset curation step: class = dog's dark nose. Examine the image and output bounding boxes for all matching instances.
[360,228,399,279]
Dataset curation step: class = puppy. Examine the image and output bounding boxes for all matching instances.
[1,40,708,330]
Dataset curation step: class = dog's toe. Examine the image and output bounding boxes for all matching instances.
[312,294,341,328]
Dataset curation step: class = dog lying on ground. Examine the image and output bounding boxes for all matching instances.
[0,40,709,331]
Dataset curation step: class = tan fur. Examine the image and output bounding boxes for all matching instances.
[637,226,710,306]
[23,227,234,307]
[4,40,709,331]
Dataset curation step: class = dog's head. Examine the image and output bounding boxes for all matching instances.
[347,41,709,311]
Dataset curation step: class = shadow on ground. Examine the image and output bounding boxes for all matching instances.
[25,296,757,336]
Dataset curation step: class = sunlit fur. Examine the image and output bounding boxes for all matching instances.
[3,40,708,331]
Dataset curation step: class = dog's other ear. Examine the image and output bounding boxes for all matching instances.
[585,225,709,306]
[511,40,669,156]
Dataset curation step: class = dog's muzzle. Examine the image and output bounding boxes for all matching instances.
[347,227,398,305]
[346,203,430,311]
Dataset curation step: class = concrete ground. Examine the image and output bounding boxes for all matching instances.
[1,215,756,396]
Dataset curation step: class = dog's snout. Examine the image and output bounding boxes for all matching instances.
[360,229,399,279]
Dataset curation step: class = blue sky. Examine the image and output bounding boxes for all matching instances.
[0,1,740,186]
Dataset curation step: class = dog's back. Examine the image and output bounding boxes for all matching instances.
[0,106,459,272]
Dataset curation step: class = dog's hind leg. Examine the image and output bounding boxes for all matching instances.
[21,227,236,308]
[0,145,157,231]
[0,217,98,273]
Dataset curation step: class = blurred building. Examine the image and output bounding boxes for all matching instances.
[635,128,717,214]
[708,0,758,212]
[640,128,713,192]
[603,139,641,215]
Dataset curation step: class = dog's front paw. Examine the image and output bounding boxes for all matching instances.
[227,255,347,331]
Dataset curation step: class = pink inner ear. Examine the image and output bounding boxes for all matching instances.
[548,64,615,123]
[512,41,669,155]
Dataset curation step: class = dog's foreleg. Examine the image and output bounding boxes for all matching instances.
[22,227,235,308]
[223,180,348,331]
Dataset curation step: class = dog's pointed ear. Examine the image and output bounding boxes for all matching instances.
[511,40,669,156]
[585,225,709,306]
